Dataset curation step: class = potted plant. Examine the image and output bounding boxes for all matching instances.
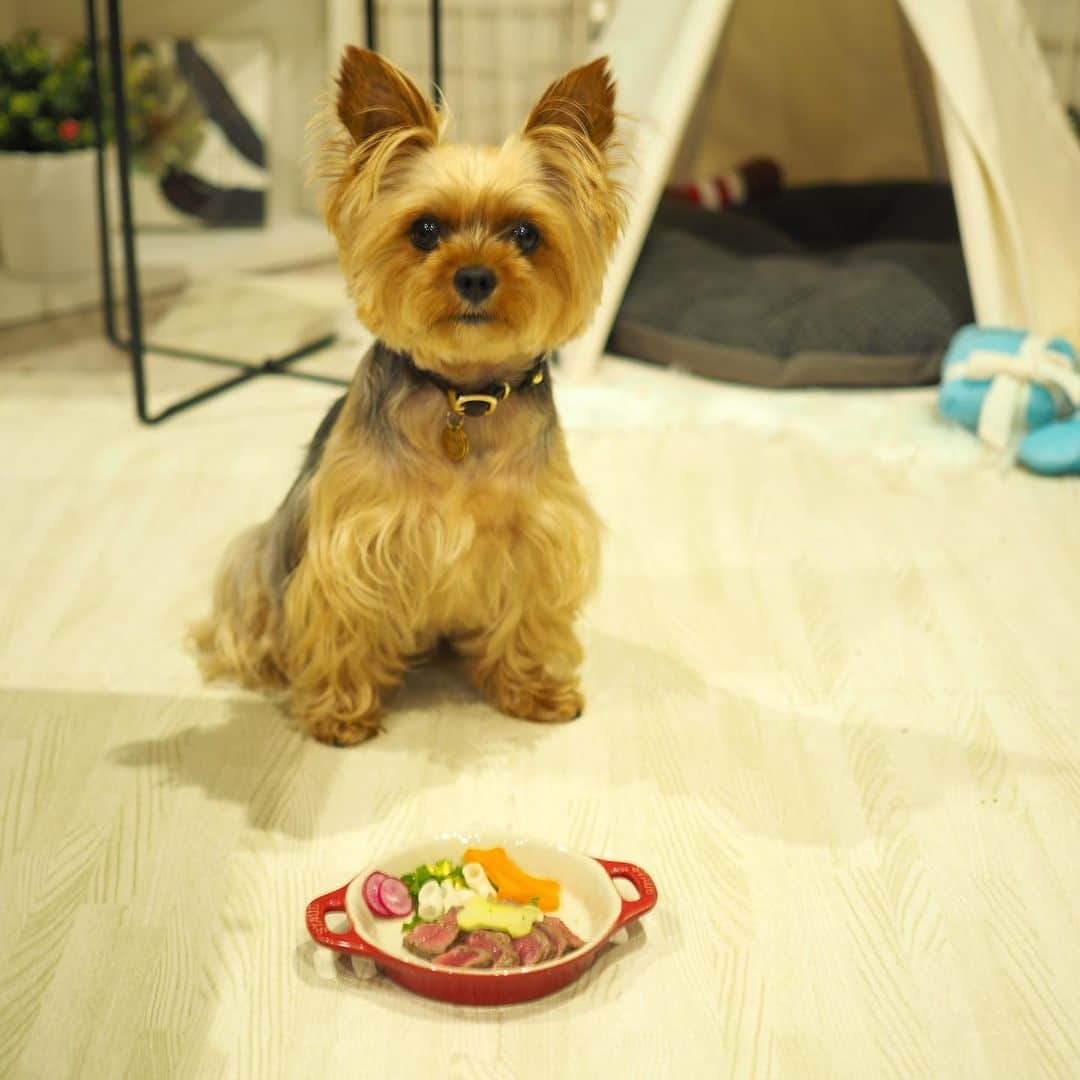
[0,32,102,278]
[0,31,205,279]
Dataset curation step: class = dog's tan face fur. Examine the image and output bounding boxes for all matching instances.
[320,48,625,377]
[194,51,625,745]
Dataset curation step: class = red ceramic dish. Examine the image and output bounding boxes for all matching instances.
[306,832,658,1006]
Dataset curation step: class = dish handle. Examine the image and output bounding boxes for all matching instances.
[306,881,382,958]
[595,859,659,930]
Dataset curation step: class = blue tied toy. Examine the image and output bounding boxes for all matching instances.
[939,326,1080,475]
[1019,415,1080,476]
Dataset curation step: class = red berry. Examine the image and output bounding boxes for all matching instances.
[59,118,82,141]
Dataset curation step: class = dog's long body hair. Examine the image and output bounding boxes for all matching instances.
[193,49,626,744]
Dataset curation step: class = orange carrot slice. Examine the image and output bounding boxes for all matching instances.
[463,846,561,912]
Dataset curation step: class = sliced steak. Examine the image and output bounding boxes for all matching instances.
[465,931,519,968]
[433,944,493,969]
[539,916,585,957]
[403,907,460,959]
[512,928,552,967]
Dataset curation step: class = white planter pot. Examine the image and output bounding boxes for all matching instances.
[0,148,100,279]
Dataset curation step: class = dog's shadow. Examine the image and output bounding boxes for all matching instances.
[108,651,551,838]
[373,651,561,769]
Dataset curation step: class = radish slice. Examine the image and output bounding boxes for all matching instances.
[363,872,392,917]
[378,875,414,917]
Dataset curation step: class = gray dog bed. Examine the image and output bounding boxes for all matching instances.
[610,183,974,388]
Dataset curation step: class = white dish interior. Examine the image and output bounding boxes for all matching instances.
[344,831,622,973]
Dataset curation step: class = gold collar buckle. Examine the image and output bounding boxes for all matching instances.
[447,381,511,418]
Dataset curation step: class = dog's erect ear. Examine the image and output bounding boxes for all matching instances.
[336,46,439,147]
[524,57,616,151]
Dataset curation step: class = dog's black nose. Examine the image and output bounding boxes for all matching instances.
[454,265,496,304]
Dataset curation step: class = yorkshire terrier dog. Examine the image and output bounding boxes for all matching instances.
[193,47,627,745]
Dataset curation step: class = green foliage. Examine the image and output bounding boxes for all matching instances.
[0,29,204,171]
[0,33,95,152]
[400,860,467,901]
[122,43,204,173]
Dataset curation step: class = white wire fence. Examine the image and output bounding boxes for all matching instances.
[367,0,591,145]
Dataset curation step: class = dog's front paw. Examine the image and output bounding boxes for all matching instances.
[301,710,382,747]
[487,674,584,724]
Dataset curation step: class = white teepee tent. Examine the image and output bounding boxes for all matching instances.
[560,0,1080,378]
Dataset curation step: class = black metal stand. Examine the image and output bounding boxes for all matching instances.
[84,1,344,423]
[364,0,443,100]
[85,0,445,424]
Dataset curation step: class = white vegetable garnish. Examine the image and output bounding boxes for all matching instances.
[419,879,443,906]
[440,879,476,908]
[417,879,444,922]
[463,862,496,897]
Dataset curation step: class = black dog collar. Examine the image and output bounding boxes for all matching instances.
[403,352,548,418]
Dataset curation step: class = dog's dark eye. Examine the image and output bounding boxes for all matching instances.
[410,216,441,252]
[509,221,541,254]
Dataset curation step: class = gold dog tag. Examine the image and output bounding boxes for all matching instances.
[442,415,469,462]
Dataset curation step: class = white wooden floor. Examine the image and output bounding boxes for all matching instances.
[1,313,1079,1078]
